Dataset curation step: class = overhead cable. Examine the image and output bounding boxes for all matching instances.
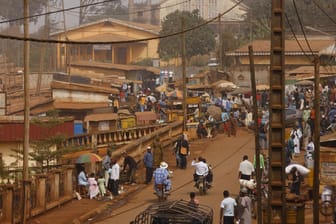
[0,0,117,25]
[0,0,244,45]
[312,0,336,25]
[292,0,314,55]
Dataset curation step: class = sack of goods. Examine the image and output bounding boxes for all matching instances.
[239,179,256,189]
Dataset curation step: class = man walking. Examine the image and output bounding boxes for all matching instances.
[108,158,120,197]
[143,146,154,184]
[238,155,254,180]
[219,190,237,224]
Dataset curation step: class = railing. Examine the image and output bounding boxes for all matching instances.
[0,121,186,224]
[63,124,168,148]
[0,166,75,224]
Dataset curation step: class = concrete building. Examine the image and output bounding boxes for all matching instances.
[160,0,247,22]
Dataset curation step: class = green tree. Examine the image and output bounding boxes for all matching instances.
[0,0,51,25]
[79,0,128,24]
[158,10,216,61]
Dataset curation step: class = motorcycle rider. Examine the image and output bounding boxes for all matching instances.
[191,157,209,187]
[153,161,171,194]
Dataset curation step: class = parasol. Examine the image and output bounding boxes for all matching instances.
[76,153,102,164]
[256,84,270,91]
[295,80,314,86]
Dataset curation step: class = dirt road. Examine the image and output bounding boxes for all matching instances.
[91,128,256,224]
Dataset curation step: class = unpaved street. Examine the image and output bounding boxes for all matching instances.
[93,128,256,223]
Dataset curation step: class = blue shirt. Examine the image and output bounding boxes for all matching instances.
[143,151,154,168]
[153,167,169,184]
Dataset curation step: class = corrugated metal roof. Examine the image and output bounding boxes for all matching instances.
[71,61,160,75]
[51,18,160,36]
[84,113,119,122]
[226,39,335,56]
[135,111,157,121]
[0,120,74,142]
[51,80,119,94]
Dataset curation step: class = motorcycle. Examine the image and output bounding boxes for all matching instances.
[155,184,169,201]
[195,175,209,195]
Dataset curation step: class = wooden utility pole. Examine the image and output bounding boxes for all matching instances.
[249,45,262,224]
[22,0,30,223]
[269,0,286,223]
[313,56,320,223]
[61,0,71,79]
[36,1,50,95]
[218,14,223,71]
[181,18,187,132]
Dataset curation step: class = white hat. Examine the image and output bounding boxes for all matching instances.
[160,161,168,169]
[147,146,151,150]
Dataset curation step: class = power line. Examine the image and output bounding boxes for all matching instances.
[0,0,117,25]
[0,0,244,45]
[285,13,313,62]
[292,0,314,55]
[54,0,192,18]
[312,0,336,26]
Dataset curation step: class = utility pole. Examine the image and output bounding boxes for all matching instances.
[36,1,50,95]
[22,0,30,223]
[181,18,187,132]
[249,45,262,224]
[269,0,286,223]
[218,14,223,71]
[61,0,71,79]
[313,56,320,224]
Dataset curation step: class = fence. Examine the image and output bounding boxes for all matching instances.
[0,165,75,224]
[0,121,185,224]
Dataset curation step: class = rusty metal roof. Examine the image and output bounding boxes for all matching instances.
[286,65,336,80]
[51,18,160,36]
[84,113,119,122]
[135,111,157,121]
[227,39,335,56]
[51,80,119,94]
[71,61,160,75]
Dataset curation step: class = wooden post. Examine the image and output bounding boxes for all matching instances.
[181,18,187,132]
[249,45,262,224]
[22,0,30,223]
[313,56,320,223]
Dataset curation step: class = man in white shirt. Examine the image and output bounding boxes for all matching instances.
[191,157,209,184]
[108,158,120,196]
[238,155,255,180]
[219,190,237,224]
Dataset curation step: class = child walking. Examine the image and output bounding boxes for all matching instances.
[97,174,107,198]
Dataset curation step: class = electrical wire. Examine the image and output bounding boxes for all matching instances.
[292,0,314,55]
[285,13,313,62]
[312,0,336,25]
[53,0,192,18]
[0,0,117,25]
[0,0,244,45]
